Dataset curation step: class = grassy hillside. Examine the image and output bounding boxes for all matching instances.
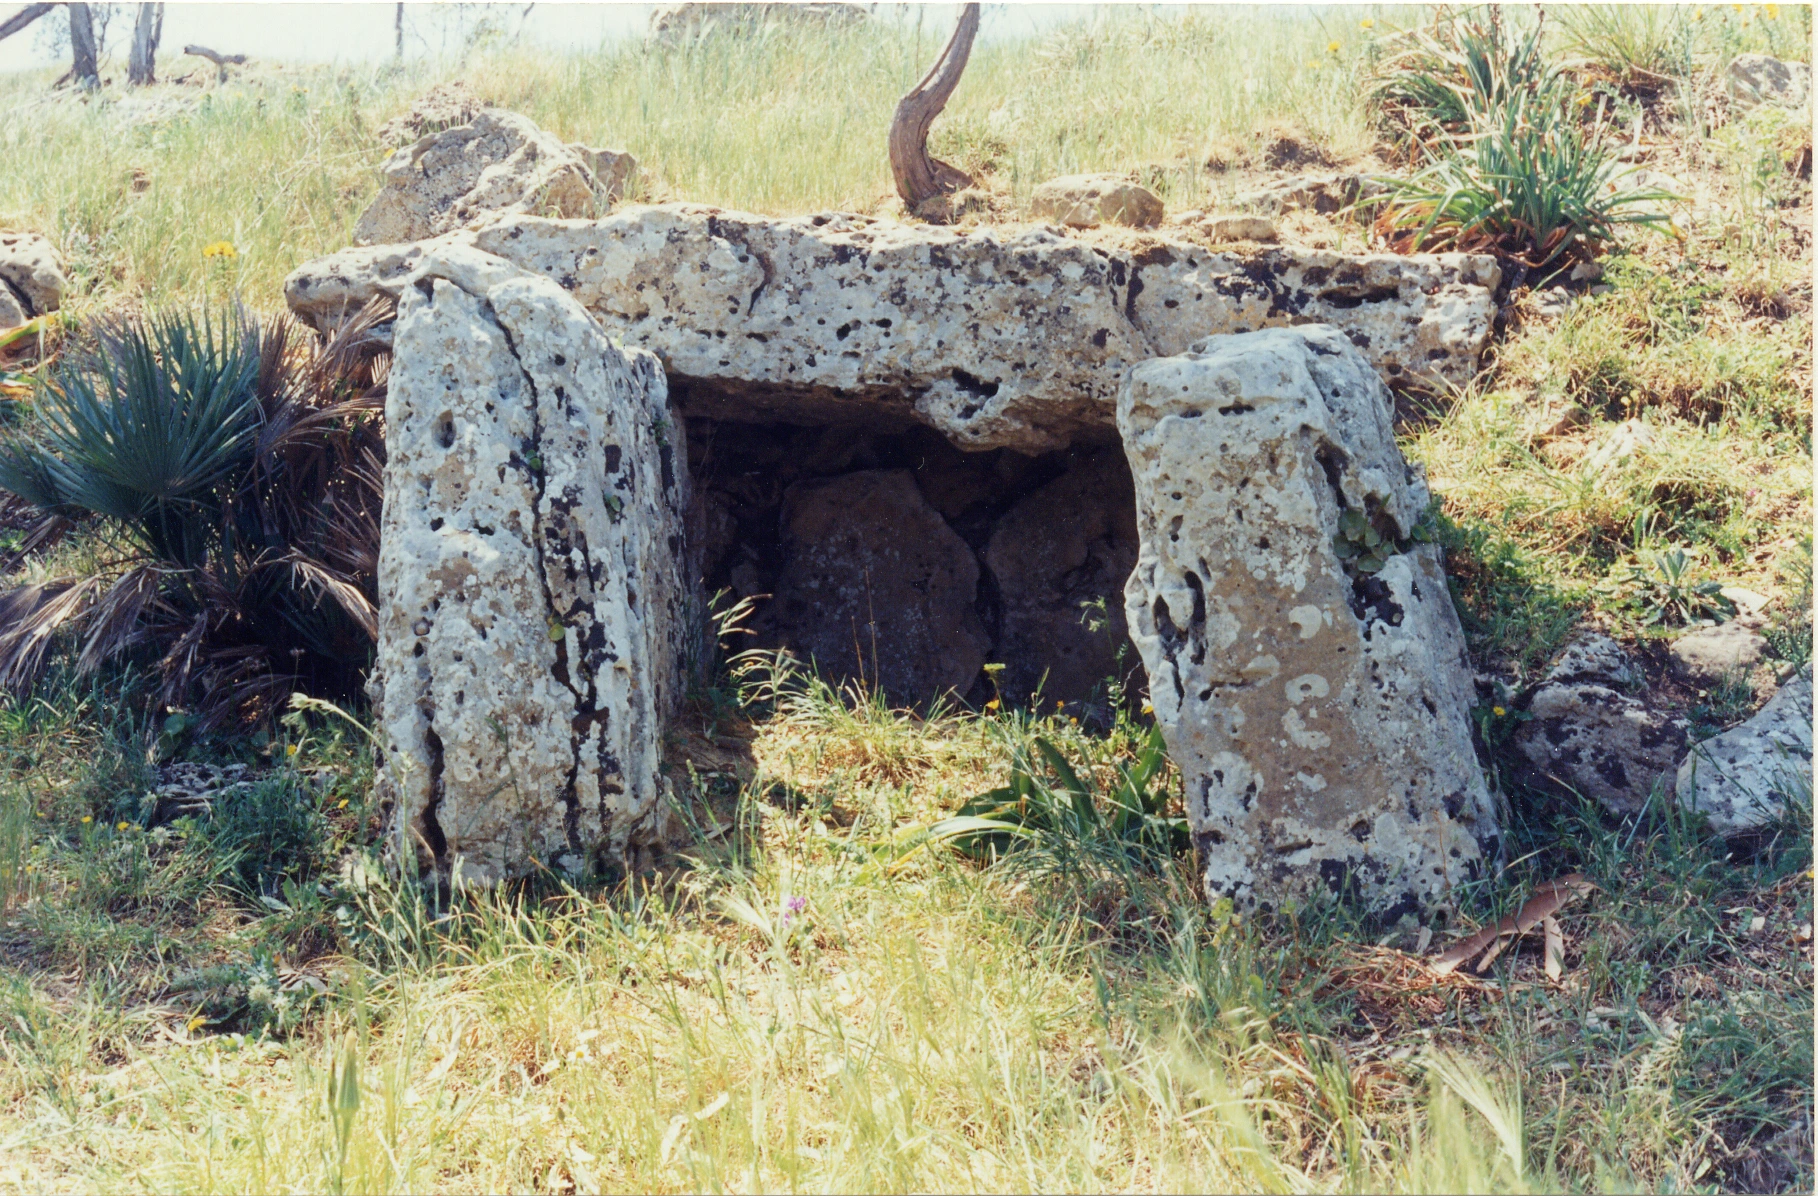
[0,5,1811,1192]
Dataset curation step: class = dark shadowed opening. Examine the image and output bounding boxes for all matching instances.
[679,397,1145,715]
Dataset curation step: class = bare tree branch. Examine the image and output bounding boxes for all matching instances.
[888,1,979,213]
[183,42,245,82]
[0,3,54,45]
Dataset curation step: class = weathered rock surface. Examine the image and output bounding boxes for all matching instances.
[353,110,606,247]
[375,250,691,882]
[1727,53,1812,111]
[0,231,67,325]
[1677,668,1812,836]
[758,468,988,704]
[1669,621,1769,684]
[1511,634,1686,815]
[1030,174,1165,229]
[1235,172,1391,216]
[1202,214,1281,243]
[1120,325,1495,917]
[649,2,869,42]
[574,146,638,202]
[376,81,486,147]
[984,452,1141,706]
[287,206,1502,450]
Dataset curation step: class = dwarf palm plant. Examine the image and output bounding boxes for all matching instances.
[0,302,389,725]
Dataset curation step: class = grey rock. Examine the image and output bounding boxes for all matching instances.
[1512,678,1687,816]
[1677,669,1812,836]
[1727,53,1812,111]
[759,469,988,705]
[1670,621,1769,684]
[1233,172,1389,216]
[353,110,604,247]
[984,451,1140,707]
[374,249,691,883]
[1202,214,1280,243]
[573,145,637,202]
[286,206,1502,451]
[0,230,67,321]
[1544,632,1638,688]
[1119,325,1496,916]
[1030,174,1164,229]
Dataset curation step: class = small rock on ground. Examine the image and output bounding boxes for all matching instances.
[1676,668,1812,836]
[1030,174,1163,228]
[1670,621,1769,685]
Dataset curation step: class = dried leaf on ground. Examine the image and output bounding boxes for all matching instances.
[1432,873,1597,976]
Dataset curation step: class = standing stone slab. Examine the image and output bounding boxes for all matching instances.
[1120,326,1496,917]
[378,266,690,882]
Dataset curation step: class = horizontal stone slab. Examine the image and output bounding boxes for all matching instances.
[286,205,1499,453]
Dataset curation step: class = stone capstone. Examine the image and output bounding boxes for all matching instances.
[286,206,1502,451]
[1669,621,1769,684]
[353,110,608,247]
[757,468,989,705]
[0,231,67,326]
[1030,174,1165,229]
[984,451,1141,706]
[1119,324,1496,917]
[1676,668,1812,837]
[1511,635,1686,816]
[1726,53,1812,111]
[375,250,691,882]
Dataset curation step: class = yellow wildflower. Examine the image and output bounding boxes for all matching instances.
[1360,17,1375,29]
[117,821,130,831]
[201,240,238,259]
[1327,39,1341,53]
[1764,2,1779,15]
[1068,716,1079,726]
[1141,702,1154,715]
[187,1015,206,1033]
[336,798,349,809]
[285,743,299,757]
[1492,706,1507,717]
[80,815,92,824]
[984,698,1001,712]
[1575,92,1593,107]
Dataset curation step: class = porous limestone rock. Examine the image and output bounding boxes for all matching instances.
[1030,174,1165,229]
[1726,53,1812,111]
[574,146,638,202]
[757,468,988,704]
[1234,173,1391,216]
[286,206,1502,450]
[1677,668,1812,836]
[0,231,67,325]
[1669,621,1769,684]
[353,110,605,247]
[1119,325,1495,917]
[984,452,1140,706]
[1511,634,1686,815]
[376,81,485,147]
[376,251,691,883]
[1202,214,1281,244]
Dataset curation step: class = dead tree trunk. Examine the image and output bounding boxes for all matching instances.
[68,2,100,89]
[0,3,55,45]
[888,1,979,215]
[183,43,245,83]
[128,2,163,86]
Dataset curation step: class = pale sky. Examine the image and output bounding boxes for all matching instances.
[0,3,1205,76]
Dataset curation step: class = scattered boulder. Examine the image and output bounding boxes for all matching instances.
[573,145,638,202]
[1234,172,1389,216]
[1119,325,1496,917]
[353,110,607,247]
[374,246,692,882]
[1677,668,1812,836]
[649,2,869,42]
[1726,53,1812,111]
[758,469,989,705]
[376,81,486,147]
[1511,634,1687,816]
[1670,621,1769,685]
[0,231,67,327]
[984,452,1140,707]
[1030,174,1164,229]
[287,206,1503,448]
[1201,214,1280,243]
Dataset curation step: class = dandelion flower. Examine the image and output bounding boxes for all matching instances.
[984,697,1001,712]
[201,240,238,259]
[80,815,92,824]
[1575,92,1594,107]
[285,743,299,757]
[1068,716,1079,725]
[1360,17,1375,29]
[1327,39,1341,53]
[1492,706,1507,717]
[117,821,131,831]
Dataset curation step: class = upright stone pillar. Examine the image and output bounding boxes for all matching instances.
[1119,326,1498,918]
[376,260,691,882]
